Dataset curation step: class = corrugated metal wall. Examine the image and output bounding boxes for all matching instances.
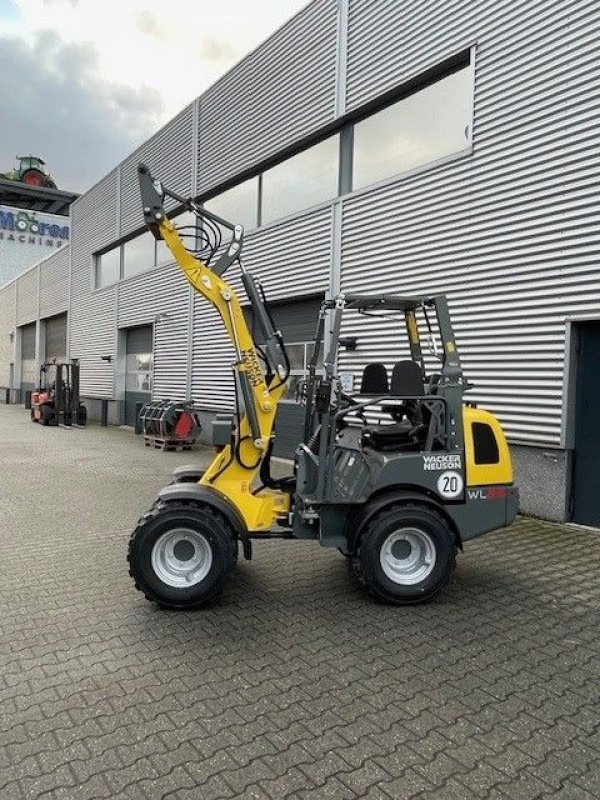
[197,0,338,193]
[69,171,118,398]
[0,281,15,386]
[118,264,190,401]
[191,207,332,408]
[119,104,195,237]
[345,0,478,110]
[339,0,599,446]
[5,0,594,453]
[40,246,69,319]
[15,266,38,327]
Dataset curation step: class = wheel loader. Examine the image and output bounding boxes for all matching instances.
[128,164,518,608]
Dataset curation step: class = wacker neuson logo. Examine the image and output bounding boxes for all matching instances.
[0,209,70,248]
[423,454,462,471]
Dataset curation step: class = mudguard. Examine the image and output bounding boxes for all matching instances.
[157,483,252,558]
[347,488,461,553]
[171,464,206,482]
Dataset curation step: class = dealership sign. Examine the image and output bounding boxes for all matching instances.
[0,206,70,247]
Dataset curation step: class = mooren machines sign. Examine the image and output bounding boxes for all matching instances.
[0,204,70,287]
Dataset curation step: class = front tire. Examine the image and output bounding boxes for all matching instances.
[127,502,237,609]
[355,503,456,605]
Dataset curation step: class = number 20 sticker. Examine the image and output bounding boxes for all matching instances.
[437,470,464,499]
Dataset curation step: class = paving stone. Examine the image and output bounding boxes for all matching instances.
[0,405,598,800]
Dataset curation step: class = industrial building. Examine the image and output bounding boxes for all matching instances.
[0,0,597,524]
[0,156,77,287]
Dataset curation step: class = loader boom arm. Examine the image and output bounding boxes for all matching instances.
[137,164,290,531]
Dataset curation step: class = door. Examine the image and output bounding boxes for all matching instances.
[572,323,600,526]
[125,325,153,427]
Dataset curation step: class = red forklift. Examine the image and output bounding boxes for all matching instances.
[30,359,87,427]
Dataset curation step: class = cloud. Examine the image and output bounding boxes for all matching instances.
[201,37,239,64]
[134,10,168,41]
[0,30,163,193]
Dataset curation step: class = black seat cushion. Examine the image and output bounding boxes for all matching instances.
[390,360,425,396]
[360,362,389,395]
[362,421,424,452]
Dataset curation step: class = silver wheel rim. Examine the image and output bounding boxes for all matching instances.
[379,527,436,585]
[151,528,213,588]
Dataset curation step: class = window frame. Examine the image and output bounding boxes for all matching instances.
[200,49,473,231]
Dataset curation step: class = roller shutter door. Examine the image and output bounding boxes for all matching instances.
[125,326,153,427]
[44,313,67,362]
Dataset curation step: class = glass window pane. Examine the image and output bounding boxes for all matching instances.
[286,343,306,373]
[353,67,472,191]
[123,231,156,278]
[205,177,258,230]
[96,246,120,287]
[262,136,339,225]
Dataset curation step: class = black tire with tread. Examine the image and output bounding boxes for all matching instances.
[127,501,237,609]
[353,502,456,605]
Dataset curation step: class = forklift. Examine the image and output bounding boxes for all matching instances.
[31,358,87,427]
[128,164,518,608]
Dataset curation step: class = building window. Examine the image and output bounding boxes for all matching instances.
[285,341,323,400]
[95,246,120,288]
[352,66,472,191]
[123,231,156,279]
[262,135,339,225]
[205,177,259,230]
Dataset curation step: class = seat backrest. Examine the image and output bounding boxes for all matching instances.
[390,360,425,396]
[360,362,389,395]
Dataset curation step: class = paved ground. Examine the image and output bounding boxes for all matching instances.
[0,404,599,800]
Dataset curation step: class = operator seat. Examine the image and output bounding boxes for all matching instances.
[362,360,427,452]
[390,360,425,396]
[359,362,389,396]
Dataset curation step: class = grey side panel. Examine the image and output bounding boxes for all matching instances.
[16,267,38,326]
[39,247,69,318]
[346,0,476,110]
[197,0,337,193]
[340,1,598,447]
[273,403,306,459]
[118,264,189,401]
[119,104,194,237]
[0,281,16,387]
[69,171,119,399]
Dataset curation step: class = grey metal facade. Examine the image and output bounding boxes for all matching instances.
[0,0,597,522]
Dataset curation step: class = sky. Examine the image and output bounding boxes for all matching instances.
[0,0,307,194]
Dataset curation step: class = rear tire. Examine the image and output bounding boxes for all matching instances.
[355,503,456,605]
[127,502,237,609]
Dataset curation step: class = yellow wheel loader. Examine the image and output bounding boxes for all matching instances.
[127,164,518,608]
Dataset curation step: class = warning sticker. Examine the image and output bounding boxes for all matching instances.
[423,454,462,471]
[437,471,464,499]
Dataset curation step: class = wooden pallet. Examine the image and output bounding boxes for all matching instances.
[144,436,196,452]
